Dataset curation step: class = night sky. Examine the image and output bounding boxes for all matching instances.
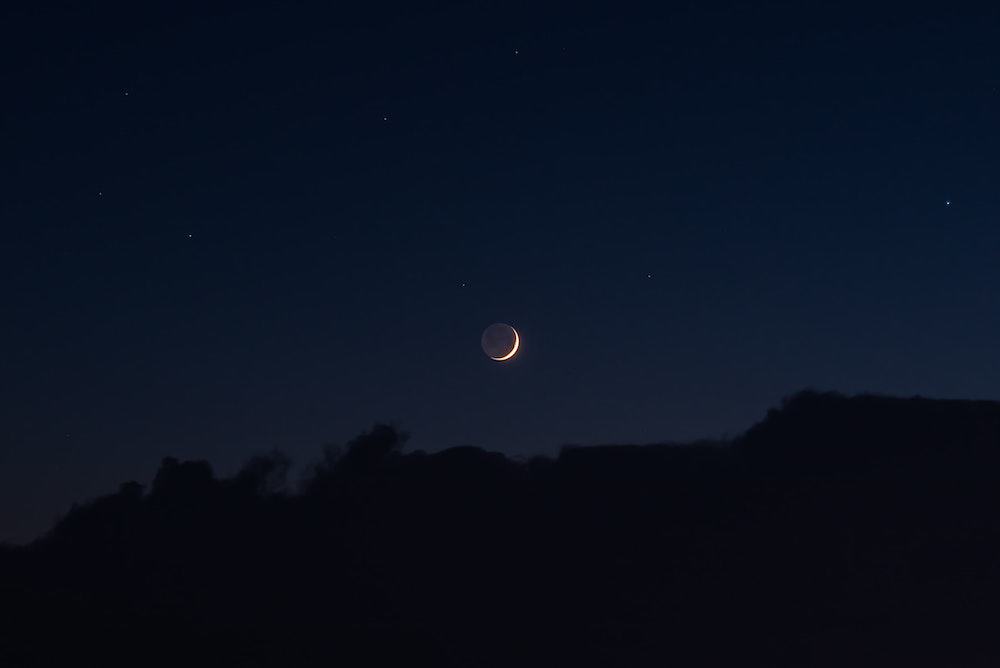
[3,1,1000,542]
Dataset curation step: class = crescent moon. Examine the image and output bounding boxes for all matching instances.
[490,327,520,361]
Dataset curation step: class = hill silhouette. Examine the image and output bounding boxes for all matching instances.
[3,390,1000,666]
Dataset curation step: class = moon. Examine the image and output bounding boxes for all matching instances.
[481,323,520,361]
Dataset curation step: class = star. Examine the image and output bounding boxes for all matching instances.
[97,191,103,198]
[514,48,519,56]
[123,89,129,96]
[945,200,952,207]
[186,233,193,239]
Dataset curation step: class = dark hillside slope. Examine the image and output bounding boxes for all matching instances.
[740,390,1000,472]
[3,392,1000,667]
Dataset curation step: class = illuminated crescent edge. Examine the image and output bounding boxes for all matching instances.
[490,327,520,361]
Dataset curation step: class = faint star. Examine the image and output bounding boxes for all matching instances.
[382,115,388,121]
[514,48,519,55]
[945,200,952,207]
[646,273,652,279]
[186,233,193,239]
[97,191,103,198]
[123,89,129,96]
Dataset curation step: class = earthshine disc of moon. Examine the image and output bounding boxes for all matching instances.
[482,323,519,362]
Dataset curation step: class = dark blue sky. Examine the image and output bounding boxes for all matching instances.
[3,0,1000,541]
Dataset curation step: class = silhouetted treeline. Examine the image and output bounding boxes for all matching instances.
[4,391,1000,666]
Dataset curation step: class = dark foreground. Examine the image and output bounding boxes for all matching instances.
[3,390,1000,667]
